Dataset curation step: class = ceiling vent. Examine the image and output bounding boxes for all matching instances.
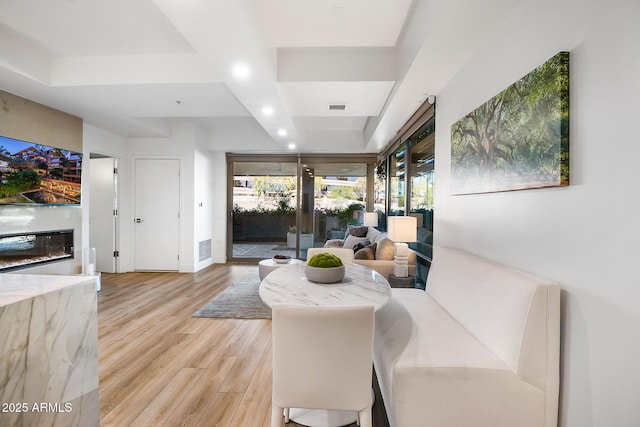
[328,104,346,111]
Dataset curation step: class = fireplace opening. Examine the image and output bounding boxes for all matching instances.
[0,229,74,272]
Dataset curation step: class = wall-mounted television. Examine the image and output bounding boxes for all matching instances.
[0,135,82,205]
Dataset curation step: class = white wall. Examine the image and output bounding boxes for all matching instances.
[122,121,223,272]
[193,124,216,270]
[84,121,223,273]
[434,0,640,425]
[210,151,227,264]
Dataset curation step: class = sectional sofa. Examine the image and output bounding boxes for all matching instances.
[324,226,417,279]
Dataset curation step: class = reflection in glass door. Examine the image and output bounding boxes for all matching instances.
[408,117,435,261]
[389,146,406,216]
[299,160,369,259]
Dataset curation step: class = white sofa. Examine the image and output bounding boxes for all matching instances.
[373,246,560,427]
[324,226,417,279]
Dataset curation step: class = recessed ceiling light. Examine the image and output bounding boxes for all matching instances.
[262,106,274,116]
[288,143,296,150]
[232,64,251,80]
[277,129,288,137]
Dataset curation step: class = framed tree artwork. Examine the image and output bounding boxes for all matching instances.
[451,51,569,195]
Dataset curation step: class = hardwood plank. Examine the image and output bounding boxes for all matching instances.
[130,367,204,427]
[219,320,272,393]
[101,362,183,427]
[193,392,244,427]
[97,263,390,427]
[217,319,262,357]
[99,332,189,419]
[227,336,273,426]
[161,356,238,427]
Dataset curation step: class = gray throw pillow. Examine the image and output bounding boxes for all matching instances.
[348,226,369,237]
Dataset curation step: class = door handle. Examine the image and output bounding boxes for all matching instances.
[135,218,144,223]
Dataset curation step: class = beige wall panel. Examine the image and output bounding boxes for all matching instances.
[0,89,82,152]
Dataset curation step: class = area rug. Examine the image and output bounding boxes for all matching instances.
[193,268,271,319]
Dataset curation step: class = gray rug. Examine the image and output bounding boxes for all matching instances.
[193,269,271,319]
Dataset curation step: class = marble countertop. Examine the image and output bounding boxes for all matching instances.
[0,273,96,307]
[259,262,391,311]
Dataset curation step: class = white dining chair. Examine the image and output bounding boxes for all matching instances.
[270,304,375,427]
[306,247,354,264]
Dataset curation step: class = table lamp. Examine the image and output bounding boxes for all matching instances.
[387,216,417,277]
[363,212,378,227]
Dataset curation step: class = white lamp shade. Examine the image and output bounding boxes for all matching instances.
[387,216,417,242]
[363,212,378,227]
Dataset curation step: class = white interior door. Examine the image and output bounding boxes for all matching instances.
[134,158,180,271]
[89,157,116,273]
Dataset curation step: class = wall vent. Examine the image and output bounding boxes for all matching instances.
[198,239,212,261]
[328,104,346,111]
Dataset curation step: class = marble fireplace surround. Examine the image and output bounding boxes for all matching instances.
[0,229,74,272]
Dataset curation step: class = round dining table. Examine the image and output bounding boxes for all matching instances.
[259,261,391,427]
[259,261,392,311]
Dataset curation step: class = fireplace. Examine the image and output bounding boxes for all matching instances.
[0,229,74,272]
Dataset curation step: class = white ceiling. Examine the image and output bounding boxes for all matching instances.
[0,0,519,153]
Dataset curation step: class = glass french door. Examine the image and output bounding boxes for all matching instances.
[227,154,376,262]
[229,158,298,260]
[298,158,370,259]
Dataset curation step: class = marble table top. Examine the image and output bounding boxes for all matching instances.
[259,262,391,311]
[0,273,96,307]
[259,258,303,267]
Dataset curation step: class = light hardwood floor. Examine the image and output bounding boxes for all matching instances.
[98,263,390,427]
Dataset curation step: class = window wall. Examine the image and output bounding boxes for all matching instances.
[227,154,376,261]
[381,103,435,286]
[389,146,406,216]
[407,116,435,260]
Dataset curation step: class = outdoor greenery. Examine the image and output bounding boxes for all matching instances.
[313,203,363,227]
[245,176,296,213]
[0,169,41,199]
[232,174,367,242]
[451,51,569,194]
[411,174,434,210]
[233,174,365,216]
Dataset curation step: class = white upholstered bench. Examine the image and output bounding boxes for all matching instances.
[373,246,560,427]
